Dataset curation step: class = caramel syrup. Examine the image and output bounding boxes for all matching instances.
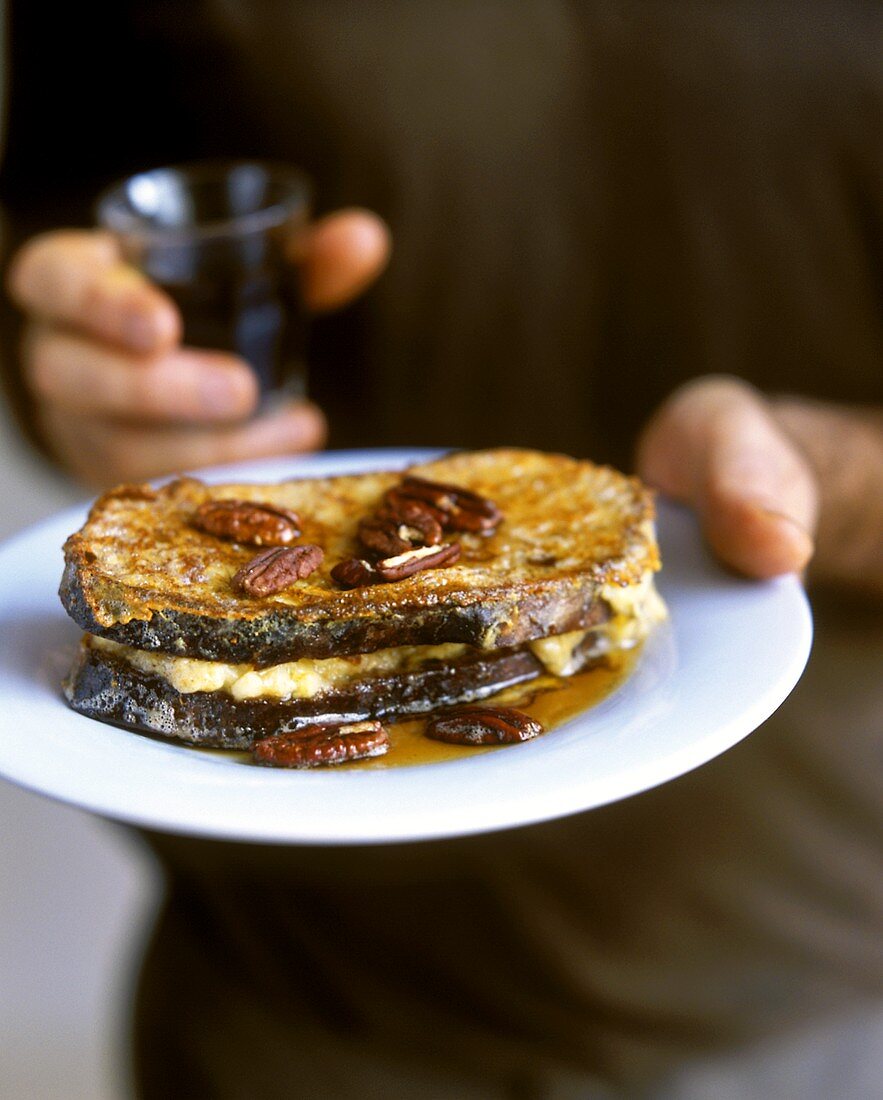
[199,652,635,769]
[354,651,635,769]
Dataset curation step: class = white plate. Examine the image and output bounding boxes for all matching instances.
[0,448,812,845]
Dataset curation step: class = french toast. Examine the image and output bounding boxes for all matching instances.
[61,449,665,754]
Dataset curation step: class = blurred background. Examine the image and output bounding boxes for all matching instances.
[0,401,159,1099]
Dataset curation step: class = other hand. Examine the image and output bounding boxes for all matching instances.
[7,210,390,486]
[637,376,883,596]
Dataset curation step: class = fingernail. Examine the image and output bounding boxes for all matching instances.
[758,507,815,567]
[758,507,812,539]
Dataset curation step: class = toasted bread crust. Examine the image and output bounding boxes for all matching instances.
[60,449,658,663]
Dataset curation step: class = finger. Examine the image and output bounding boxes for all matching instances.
[636,376,818,578]
[25,325,258,423]
[297,208,391,312]
[7,230,180,354]
[41,400,327,487]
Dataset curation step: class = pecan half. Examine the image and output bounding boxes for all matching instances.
[330,557,381,588]
[194,499,301,546]
[233,544,323,596]
[253,721,390,768]
[375,542,461,581]
[391,477,502,535]
[384,487,447,528]
[358,501,444,558]
[382,495,446,536]
[426,706,544,745]
[332,543,459,587]
[380,499,444,543]
[357,516,412,559]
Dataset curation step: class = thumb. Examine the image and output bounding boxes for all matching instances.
[636,376,818,578]
[294,208,391,312]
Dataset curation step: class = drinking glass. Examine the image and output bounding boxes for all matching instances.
[97,161,312,400]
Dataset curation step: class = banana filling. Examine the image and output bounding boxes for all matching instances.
[87,636,471,701]
[87,574,665,702]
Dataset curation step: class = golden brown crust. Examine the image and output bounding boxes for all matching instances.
[59,449,658,663]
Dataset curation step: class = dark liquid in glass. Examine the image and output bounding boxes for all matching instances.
[106,164,311,399]
[137,232,307,398]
